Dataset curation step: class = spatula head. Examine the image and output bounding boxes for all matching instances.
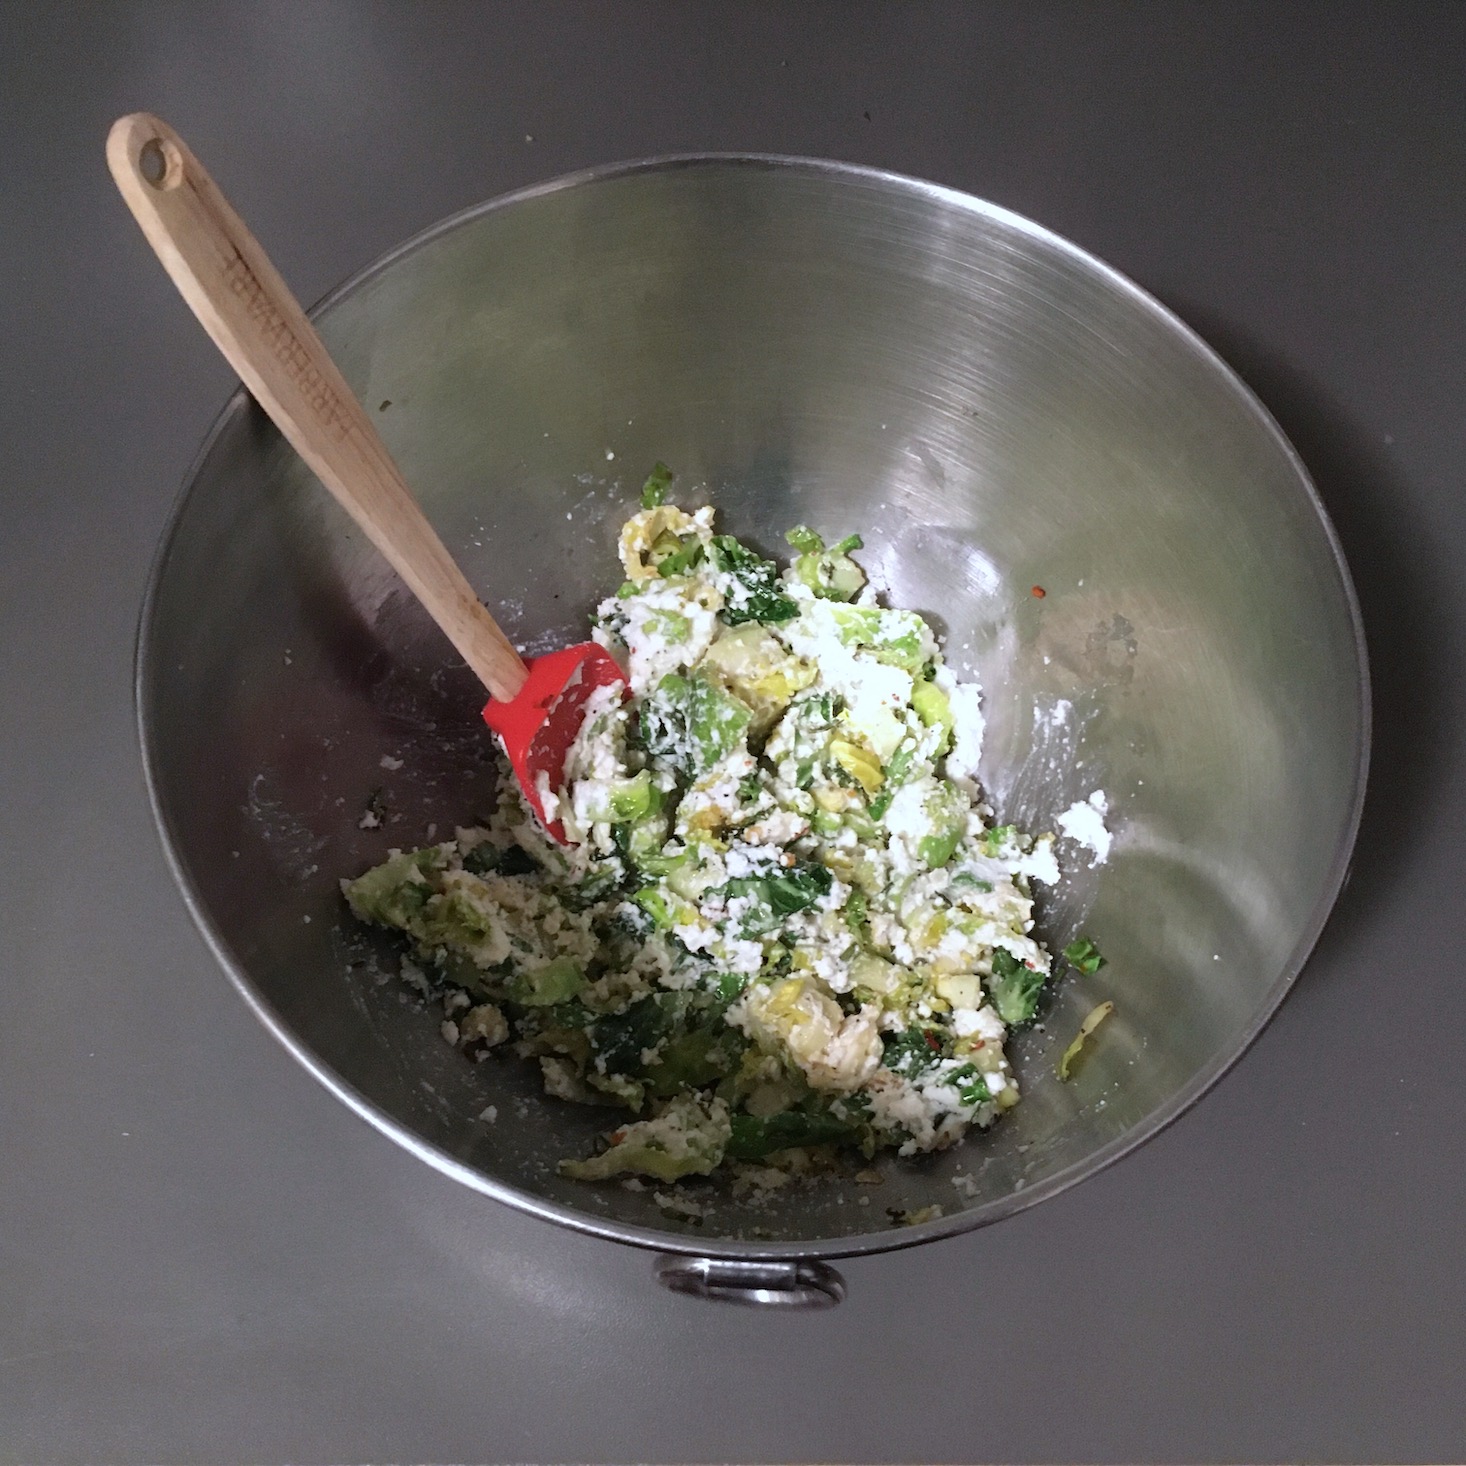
[482,643,627,840]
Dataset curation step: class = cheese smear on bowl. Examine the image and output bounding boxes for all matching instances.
[343,473,1083,1185]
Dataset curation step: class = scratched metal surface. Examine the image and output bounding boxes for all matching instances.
[3,3,1464,1461]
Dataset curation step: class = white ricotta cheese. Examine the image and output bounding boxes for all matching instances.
[951,1004,1007,1042]
[1056,789,1112,863]
[936,666,986,787]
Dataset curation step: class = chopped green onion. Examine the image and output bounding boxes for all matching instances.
[640,461,674,508]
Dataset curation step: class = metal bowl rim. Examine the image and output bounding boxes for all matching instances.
[135,151,1372,1261]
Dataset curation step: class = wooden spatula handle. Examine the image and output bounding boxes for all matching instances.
[107,112,529,703]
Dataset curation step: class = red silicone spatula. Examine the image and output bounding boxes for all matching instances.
[108,113,623,839]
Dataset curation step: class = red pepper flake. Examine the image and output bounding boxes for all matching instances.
[1031,585,1046,598]
[923,1030,942,1052]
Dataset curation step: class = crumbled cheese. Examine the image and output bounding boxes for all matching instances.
[781,601,916,758]
[460,1004,510,1048]
[743,809,810,846]
[1056,789,1112,863]
[952,1005,1006,1042]
[936,667,986,787]
[653,1189,710,1220]
[1012,834,1061,887]
[599,577,723,695]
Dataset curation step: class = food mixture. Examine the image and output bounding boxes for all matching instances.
[344,466,1103,1185]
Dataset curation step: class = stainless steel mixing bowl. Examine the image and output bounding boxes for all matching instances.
[139,156,1368,1305]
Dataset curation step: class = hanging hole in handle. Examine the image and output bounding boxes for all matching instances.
[139,136,182,191]
[655,1256,846,1309]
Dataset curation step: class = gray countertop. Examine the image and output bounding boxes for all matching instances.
[4,3,1464,1461]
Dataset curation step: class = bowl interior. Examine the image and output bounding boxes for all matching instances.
[141,158,1366,1254]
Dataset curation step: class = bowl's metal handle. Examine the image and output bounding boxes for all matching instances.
[655,1255,846,1309]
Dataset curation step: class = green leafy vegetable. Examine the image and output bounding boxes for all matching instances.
[868,743,916,820]
[826,604,933,671]
[415,887,507,962]
[720,862,833,937]
[344,849,520,972]
[507,956,585,1007]
[558,1094,731,1181]
[768,689,837,790]
[911,782,966,869]
[725,1108,857,1159]
[614,815,679,876]
[785,525,866,601]
[634,886,680,930]
[558,862,626,911]
[716,971,748,1004]
[948,871,994,895]
[910,679,954,753]
[609,770,658,822]
[655,537,704,577]
[987,948,1046,1026]
[640,461,674,508]
[918,824,963,870]
[342,847,444,927]
[461,842,536,878]
[639,672,752,776]
[944,1061,997,1109]
[881,1025,946,1077]
[590,996,669,1076]
[647,1030,736,1096]
[1063,936,1107,975]
[708,535,799,625]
